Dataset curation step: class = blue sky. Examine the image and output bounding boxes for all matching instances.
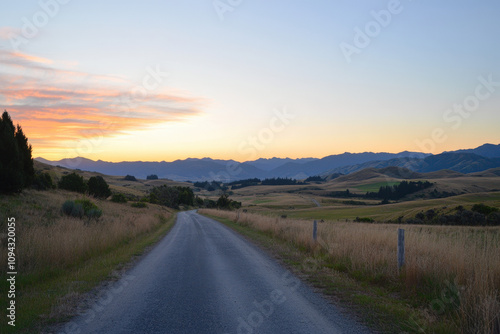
[1,0,499,161]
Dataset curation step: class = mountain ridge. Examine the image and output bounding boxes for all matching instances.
[35,143,500,181]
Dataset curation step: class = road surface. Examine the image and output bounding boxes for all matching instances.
[58,211,371,334]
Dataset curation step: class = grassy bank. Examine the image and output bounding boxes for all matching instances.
[200,209,500,333]
[0,189,175,333]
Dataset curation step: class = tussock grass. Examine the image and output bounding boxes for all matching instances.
[0,189,172,332]
[1,190,170,275]
[201,209,500,333]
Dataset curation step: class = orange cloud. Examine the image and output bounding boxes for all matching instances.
[0,50,207,154]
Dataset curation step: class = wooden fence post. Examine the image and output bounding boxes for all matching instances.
[398,228,405,270]
[313,220,318,242]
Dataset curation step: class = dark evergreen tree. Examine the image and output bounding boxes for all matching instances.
[88,176,111,198]
[0,111,35,193]
[58,172,88,193]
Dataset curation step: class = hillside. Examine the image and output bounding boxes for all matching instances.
[34,160,192,197]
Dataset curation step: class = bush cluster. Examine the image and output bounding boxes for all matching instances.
[58,173,88,193]
[32,172,55,190]
[124,175,137,181]
[61,199,102,220]
[57,173,111,198]
[366,181,433,201]
[111,193,128,203]
[407,204,500,226]
[149,185,194,209]
[216,194,241,210]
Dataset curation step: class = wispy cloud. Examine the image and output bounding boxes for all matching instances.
[0,50,206,151]
[0,27,21,40]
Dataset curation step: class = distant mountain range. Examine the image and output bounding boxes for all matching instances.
[35,143,500,181]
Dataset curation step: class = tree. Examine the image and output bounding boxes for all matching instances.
[88,176,111,198]
[216,194,241,210]
[146,174,158,180]
[58,172,88,193]
[0,111,34,193]
[32,172,55,190]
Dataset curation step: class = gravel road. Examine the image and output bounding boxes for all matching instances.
[58,210,372,334]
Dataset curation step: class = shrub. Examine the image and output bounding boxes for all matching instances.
[216,194,241,210]
[471,203,498,216]
[148,185,194,208]
[123,175,137,181]
[75,199,98,213]
[88,176,111,198]
[61,200,84,218]
[111,193,128,203]
[32,172,55,190]
[355,217,375,223]
[487,212,500,225]
[62,199,102,220]
[58,173,87,193]
[131,202,147,208]
[86,208,103,220]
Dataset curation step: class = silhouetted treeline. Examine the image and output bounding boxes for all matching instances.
[366,181,433,200]
[149,185,194,209]
[328,189,364,198]
[193,181,227,192]
[304,175,325,182]
[261,177,305,186]
[228,178,261,189]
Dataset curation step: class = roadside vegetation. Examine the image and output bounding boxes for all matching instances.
[0,189,174,333]
[200,209,500,333]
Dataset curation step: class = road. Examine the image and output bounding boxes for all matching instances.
[58,211,371,334]
[311,198,322,207]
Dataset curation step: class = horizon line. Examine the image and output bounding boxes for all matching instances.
[34,142,498,164]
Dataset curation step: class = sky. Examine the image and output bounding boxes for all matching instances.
[1,0,499,162]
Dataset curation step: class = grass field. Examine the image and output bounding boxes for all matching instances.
[0,189,174,333]
[241,191,500,222]
[353,181,401,193]
[201,209,500,333]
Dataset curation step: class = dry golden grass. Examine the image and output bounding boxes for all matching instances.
[201,209,500,333]
[0,189,171,276]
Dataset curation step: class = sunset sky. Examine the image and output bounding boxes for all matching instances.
[1,0,499,162]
